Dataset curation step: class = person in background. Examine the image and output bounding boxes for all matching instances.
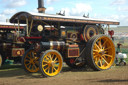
[117,42,122,52]
[115,51,119,65]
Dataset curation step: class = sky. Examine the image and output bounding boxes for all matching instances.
[0,0,128,26]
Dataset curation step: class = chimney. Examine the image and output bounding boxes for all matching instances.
[38,0,46,13]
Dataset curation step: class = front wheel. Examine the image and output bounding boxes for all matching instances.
[85,35,115,71]
[39,50,63,77]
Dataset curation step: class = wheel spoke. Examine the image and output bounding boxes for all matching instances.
[102,56,109,65]
[25,59,30,62]
[33,63,37,70]
[53,67,57,71]
[104,54,112,58]
[95,57,100,64]
[104,51,108,53]
[45,57,50,61]
[54,60,59,63]
[99,59,103,67]
[28,63,31,69]
[51,54,54,60]
[44,66,49,71]
[52,66,54,73]
[42,63,48,67]
[95,43,100,50]
[104,47,112,50]
[54,63,59,67]
[32,64,34,71]
[93,53,96,55]
[26,63,31,66]
[43,60,48,63]
[98,39,102,49]
[48,66,50,73]
[102,55,107,60]
[48,54,52,61]
[93,49,99,53]
[102,40,108,47]
[25,56,31,59]
[54,57,57,62]
[93,54,99,59]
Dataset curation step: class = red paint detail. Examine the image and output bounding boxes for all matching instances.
[24,36,42,39]
[0,25,24,29]
[108,30,114,38]
[70,58,75,64]
[17,37,26,42]
[12,49,24,57]
[80,34,84,41]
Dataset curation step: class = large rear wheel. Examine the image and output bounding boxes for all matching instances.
[22,49,39,73]
[39,50,63,77]
[85,35,115,71]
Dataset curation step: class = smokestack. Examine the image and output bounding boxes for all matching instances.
[38,0,46,13]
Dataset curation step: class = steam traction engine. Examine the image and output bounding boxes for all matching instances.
[9,0,119,77]
[0,22,25,67]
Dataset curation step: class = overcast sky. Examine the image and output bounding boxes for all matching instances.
[0,0,128,26]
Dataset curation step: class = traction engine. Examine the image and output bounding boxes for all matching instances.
[9,0,119,77]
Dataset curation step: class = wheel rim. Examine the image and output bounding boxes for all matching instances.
[42,51,63,76]
[93,36,115,70]
[24,50,39,72]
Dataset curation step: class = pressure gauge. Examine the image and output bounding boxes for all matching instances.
[37,25,43,32]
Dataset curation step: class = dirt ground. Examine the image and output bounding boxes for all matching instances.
[0,64,128,85]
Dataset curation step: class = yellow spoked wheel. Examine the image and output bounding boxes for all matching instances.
[0,55,2,67]
[39,50,63,77]
[85,35,115,70]
[22,49,39,73]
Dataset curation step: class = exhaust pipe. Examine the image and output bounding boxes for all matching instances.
[37,0,46,13]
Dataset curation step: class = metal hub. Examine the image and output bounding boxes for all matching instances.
[99,50,105,55]
[48,61,55,66]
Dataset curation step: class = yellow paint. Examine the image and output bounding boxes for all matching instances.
[42,51,63,77]
[24,50,39,72]
[93,36,115,70]
[37,25,43,31]
[61,31,66,36]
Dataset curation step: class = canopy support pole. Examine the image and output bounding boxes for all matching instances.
[26,18,29,37]
[107,24,110,36]
[29,19,33,36]
[18,20,20,38]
